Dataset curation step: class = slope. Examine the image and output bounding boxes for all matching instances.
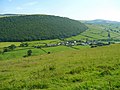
[66,21,120,42]
[83,19,120,24]
[0,15,88,42]
[0,44,120,89]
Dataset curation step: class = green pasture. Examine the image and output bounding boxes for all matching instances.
[0,44,120,89]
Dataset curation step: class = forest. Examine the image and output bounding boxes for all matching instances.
[0,15,88,41]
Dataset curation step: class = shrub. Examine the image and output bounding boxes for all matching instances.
[20,43,28,47]
[8,44,16,50]
[27,50,32,56]
[3,47,10,53]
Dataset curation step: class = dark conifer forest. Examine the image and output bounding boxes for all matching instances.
[0,15,88,41]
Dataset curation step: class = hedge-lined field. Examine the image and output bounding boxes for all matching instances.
[0,44,120,89]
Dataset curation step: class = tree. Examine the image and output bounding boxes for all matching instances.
[8,44,16,50]
[3,47,10,53]
[27,50,32,56]
[20,43,28,47]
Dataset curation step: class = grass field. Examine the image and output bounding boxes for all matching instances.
[0,39,62,60]
[0,23,120,89]
[0,46,79,60]
[0,44,120,90]
[66,24,120,41]
[0,23,120,60]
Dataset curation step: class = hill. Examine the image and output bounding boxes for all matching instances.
[83,19,120,24]
[0,18,120,89]
[0,15,88,42]
[0,14,22,16]
[84,19,120,24]
[66,23,120,42]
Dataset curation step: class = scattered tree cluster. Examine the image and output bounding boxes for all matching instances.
[3,44,16,53]
[19,42,29,47]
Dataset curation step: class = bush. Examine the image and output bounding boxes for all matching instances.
[3,47,10,53]
[20,43,28,47]
[2,44,16,53]
[8,44,16,50]
[27,50,32,56]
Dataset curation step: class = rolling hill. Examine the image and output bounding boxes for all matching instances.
[0,15,88,42]
[0,17,120,90]
[83,19,120,24]
[0,14,22,16]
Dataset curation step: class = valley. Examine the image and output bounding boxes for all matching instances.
[0,16,120,90]
[1,0,120,89]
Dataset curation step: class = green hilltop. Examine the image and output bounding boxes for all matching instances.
[0,15,87,42]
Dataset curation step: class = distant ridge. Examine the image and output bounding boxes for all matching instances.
[83,19,120,24]
[0,14,24,16]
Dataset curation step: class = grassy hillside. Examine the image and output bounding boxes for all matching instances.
[0,18,120,89]
[0,44,120,90]
[83,19,120,24]
[1,21,120,60]
[0,15,87,42]
[0,40,89,60]
[1,22,120,60]
[66,23,120,42]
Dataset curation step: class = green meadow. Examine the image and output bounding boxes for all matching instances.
[0,44,120,90]
[66,24,120,41]
[0,23,120,90]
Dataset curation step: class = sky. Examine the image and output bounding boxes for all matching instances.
[0,0,120,21]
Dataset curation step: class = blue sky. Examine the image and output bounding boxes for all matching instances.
[0,0,120,21]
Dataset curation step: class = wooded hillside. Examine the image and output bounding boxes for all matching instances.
[0,15,88,41]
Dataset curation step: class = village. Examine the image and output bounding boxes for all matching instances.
[33,39,111,49]
[33,29,113,49]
